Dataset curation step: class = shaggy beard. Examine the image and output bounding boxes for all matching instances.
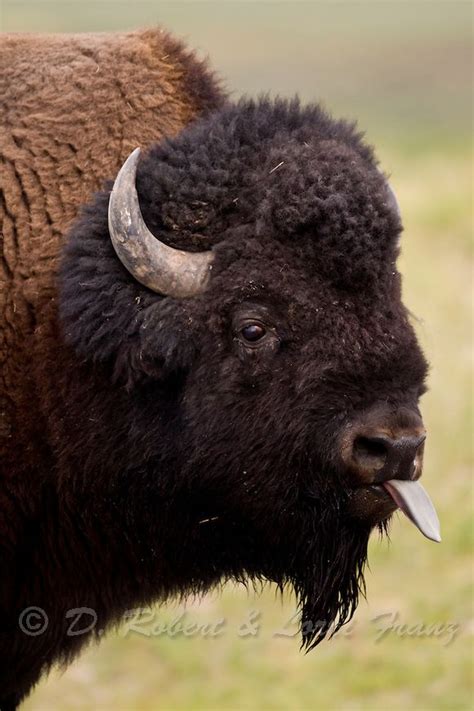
[269,492,373,650]
[294,521,371,649]
[182,450,376,648]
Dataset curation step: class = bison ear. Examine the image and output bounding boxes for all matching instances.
[60,190,199,388]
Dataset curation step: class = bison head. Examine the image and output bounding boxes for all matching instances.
[61,98,438,649]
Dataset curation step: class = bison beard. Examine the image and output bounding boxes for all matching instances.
[290,512,371,650]
[256,492,371,650]
[182,444,372,650]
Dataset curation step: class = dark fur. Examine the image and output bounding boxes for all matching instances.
[1,36,427,709]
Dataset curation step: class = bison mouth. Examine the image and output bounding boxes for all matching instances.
[348,479,441,542]
[283,477,440,650]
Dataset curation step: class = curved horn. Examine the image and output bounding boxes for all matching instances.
[377,168,400,219]
[385,182,400,218]
[108,148,214,297]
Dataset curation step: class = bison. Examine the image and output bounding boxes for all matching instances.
[0,28,439,709]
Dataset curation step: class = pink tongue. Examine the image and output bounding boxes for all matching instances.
[382,479,441,542]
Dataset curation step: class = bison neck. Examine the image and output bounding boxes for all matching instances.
[0,341,227,705]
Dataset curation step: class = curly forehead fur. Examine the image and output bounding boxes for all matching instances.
[61,97,403,382]
[137,97,400,283]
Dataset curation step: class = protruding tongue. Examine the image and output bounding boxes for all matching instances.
[382,479,441,542]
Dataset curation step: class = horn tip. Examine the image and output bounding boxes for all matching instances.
[125,146,141,167]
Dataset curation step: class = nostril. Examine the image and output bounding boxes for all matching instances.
[352,435,389,471]
[342,411,426,483]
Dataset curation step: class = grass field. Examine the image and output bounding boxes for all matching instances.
[4,2,473,709]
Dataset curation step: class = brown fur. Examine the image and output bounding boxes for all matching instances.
[0,28,224,484]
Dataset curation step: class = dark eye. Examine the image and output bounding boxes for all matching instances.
[241,323,266,342]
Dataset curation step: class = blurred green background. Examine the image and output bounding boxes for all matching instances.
[3,1,472,709]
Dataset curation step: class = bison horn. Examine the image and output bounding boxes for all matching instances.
[386,182,400,218]
[108,148,214,297]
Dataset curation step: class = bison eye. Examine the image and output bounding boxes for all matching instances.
[233,307,280,354]
[241,323,266,342]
